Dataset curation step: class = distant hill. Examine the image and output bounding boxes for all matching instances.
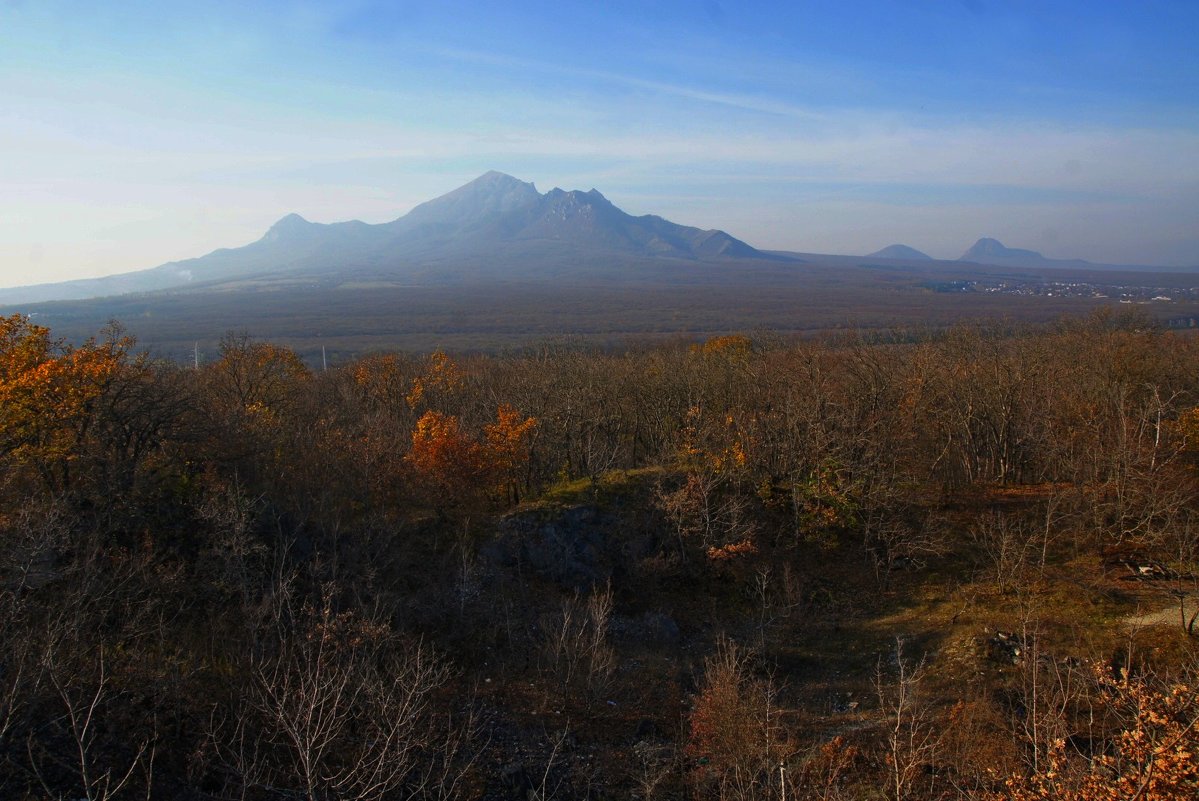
[961,238,1046,264]
[953,237,1199,272]
[0,171,775,304]
[866,244,932,260]
[958,237,1106,270]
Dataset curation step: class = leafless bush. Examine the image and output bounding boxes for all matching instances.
[628,739,679,801]
[0,500,70,595]
[18,507,165,801]
[195,479,267,610]
[538,583,616,709]
[0,502,71,755]
[969,512,1038,594]
[866,513,946,592]
[1007,613,1085,776]
[746,565,803,652]
[215,592,476,801]
[28,634,155,801]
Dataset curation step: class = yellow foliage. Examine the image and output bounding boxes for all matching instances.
[693,334,753,357]
[677,404,750,475]
[351,354,408,411]
[706,538,757,562]
[406,350,463,410]
[210,336,308,414]
[405,410,487,492]
[484,404,537,474]
[1174,406,1199,455]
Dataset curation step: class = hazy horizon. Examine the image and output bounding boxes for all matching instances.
[3,1,1198,290]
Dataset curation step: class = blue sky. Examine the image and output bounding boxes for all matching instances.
[2,0,1198,286]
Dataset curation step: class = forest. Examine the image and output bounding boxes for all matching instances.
[1,309,1198,800]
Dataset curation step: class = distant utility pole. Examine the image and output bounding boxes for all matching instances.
[322,345,327,372]
[194,342,199,370]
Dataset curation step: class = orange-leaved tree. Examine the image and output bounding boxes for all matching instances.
[207,333,309,418]
[0,315,130,493]
[657,404,755,558]
[406,410,490,503]
[350,353,414,418]
[484,403,538,504]
[406,405,537,513]
[694,334,753,359]
[1176,405,1199,465]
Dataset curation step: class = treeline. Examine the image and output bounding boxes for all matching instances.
[1,311,1198,800]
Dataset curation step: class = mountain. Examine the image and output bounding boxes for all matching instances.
[0,172,772,304]
[958,237,1100,270]
[866,244,932,260]
[961,238,1046,264]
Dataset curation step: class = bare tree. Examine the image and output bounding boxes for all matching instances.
[53,652,151,801]
[656,471,755,559]
[746,565,803,653]
[1019,616,1091,780]
[627,739,679,801]
[0,501,70,757]
[195,478,267,611]
[29,634,155,801]
[873,638,941,801]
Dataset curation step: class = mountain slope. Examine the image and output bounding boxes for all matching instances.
[0,172,771,304]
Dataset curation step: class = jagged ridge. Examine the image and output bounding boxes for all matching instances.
[0,172,769,304]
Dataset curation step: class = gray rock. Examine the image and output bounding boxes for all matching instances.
[485,505,616,590]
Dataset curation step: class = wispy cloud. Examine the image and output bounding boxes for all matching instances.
[422,45,829,121]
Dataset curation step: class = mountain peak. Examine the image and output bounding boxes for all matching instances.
[544,187,613,206]
[272,212,310,227]
[867,244,932,260]
[961,237,1044,263]
[968,237,1008,255]
[470,170,535,191]
[402,170,542,226]
[262,213,315,242]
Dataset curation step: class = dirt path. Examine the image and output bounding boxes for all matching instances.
[1124,598,1199,630]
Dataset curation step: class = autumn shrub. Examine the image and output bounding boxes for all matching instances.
[990,665,1199,801]
[686,637,791,801]
[787,736,860,801]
